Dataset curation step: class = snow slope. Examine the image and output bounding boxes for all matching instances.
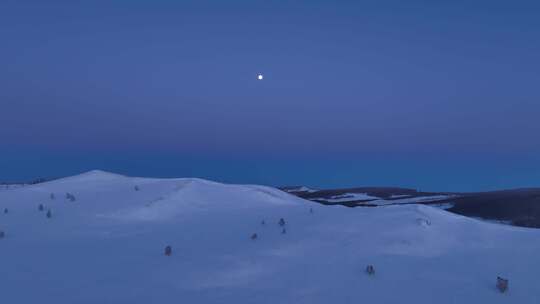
[311,192,455,206]
[368,194,457,206]
[283,186,318,193]
[0,184,26,191]
[1,170,539,304]
[312,192,379,202]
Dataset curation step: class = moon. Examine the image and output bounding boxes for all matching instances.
[257,74,263,80]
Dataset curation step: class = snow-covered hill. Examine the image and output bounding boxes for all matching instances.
[0,183,26,191]
[1,170,539,303]
[303,191,457,206]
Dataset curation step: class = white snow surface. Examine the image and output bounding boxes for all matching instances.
[368,194,456,206]
[1,170,539,303]
[389,194,412,198]
[313,193,455,206]
[313,192,379,202]
[284,186,318,193]
[0,184,26,191]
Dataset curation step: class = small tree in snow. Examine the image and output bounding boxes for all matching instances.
[46,209,52,218]
[38,204,44,211]
[251,233,258,240]
[0,231,5,239]
[279,218,286,227]
[3,208,8,214]
[66,193,76,202]
[50,193,55,200]
[497,276,508,293]
[134,185,140,191]
[281,228,287,234]
[310,207,313,214]
[164,245,172,256]
[261,220,266,225]
[366,265,375,275]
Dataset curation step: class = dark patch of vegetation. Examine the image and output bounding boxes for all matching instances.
[443,189,540,228]
[65,193,76,202]
[366,265,375,275]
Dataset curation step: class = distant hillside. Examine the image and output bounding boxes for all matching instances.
[0,177,51,189]
[282,186,540,228]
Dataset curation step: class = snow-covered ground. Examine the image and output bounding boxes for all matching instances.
[0,184,26,191]
[1,170,539,303]
[369,194,457,206]
[312,192,379,202]
[389,194,412,199]
[312,192,455,206]
[283,186,318,193]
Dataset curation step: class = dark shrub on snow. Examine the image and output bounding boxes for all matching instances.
[497,276,508,293]
[164,245,172,256]
[366,265,375,275]
[66,193,76,202]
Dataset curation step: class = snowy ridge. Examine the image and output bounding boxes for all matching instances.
[0,184,26,191]
[0,170,539,303]
[311,192,455,206]
[312,192,379,202]
[368,194,456,206]
[283,186,318,193]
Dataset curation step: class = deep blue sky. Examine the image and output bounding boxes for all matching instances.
[1,0,539,191]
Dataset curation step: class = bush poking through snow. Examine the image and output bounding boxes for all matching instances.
[261,220,265,225]
[65,193,76,202]
[164,245,172,256]
[0,231,5,239]
[134,185,139,191]
[366,265,375,275]
[251,233,258,240]
[38,204,44,211]
[3,208,8,214]
[310,207,313,214]
[46,209,52,219]
[497,276,508,293]
[50,193,55,200]
[282,228,287,234]
[416,218,431,227]
[279,218,286,227]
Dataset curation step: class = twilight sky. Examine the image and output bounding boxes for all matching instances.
[1,0,539,191]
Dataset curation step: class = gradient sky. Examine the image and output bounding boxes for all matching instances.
[1,0,540,191]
